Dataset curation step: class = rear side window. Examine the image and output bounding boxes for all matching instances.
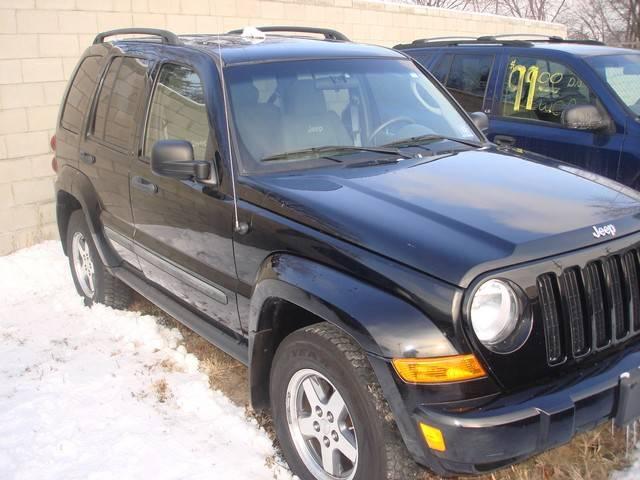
[500,56,595,124]
[91,57,148,150]
[144,64,209,160]
[61,56,102,133]
[431,54,453,83]
[412,53,434,69]
[440,54,494,112]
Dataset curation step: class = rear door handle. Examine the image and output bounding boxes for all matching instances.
[80,151,96,165]
[494,135,516,147]
[131,175,158,194]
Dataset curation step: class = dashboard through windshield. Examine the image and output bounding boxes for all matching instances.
[225,58,480,173]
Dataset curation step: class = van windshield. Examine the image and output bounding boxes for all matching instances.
[225,58,479,173]
[586,54,640,116]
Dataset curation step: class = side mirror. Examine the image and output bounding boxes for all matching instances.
[561,105,608,131]
[469,111,489,132]
[151,140,215,183]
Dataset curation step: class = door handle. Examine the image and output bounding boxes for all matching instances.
[131,175,158,194]
[80,151,96,165]
[494,135,516,147]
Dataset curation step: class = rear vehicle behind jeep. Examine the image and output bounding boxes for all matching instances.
[396,35,640,190]
[55,27,640,479]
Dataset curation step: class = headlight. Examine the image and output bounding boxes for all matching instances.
[470,279,530,352]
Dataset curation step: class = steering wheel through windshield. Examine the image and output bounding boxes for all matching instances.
[368,117,415,145]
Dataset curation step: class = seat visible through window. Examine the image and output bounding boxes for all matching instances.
[281,80,352,151]
[230,81,283,160]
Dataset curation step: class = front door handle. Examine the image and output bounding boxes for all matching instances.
[80,151,96,165]
[494,135,516,147]
[131,175,158,194]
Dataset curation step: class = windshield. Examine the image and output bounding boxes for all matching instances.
[225,58,480,173]
[586,54,640,116]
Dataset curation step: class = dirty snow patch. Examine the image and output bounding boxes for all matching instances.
[615,447,640,480]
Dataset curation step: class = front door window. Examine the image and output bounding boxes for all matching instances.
[144,64,209,160]
[500,56,595,124]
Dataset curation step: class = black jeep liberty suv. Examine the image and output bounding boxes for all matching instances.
[54,27,640,479]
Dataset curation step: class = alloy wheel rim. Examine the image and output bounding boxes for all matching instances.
[286,368,358,480]
[72,231,96,298]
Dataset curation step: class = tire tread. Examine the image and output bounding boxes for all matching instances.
[300,323,419,480]
[102,272,132,310]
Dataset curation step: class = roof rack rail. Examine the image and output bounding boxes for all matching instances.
[227,26,349,41]
[478,34,562,41]
[93,28,180,45]
[394,37,532,49]
[412,36,476,44]
[395,33,606,50]
[479,33,605,45]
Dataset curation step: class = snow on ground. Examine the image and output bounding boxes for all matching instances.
[3,240,640,480]
[0,242,291,480]
[616,446,640,480]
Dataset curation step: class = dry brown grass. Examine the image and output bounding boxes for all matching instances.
[152,378,171,403]
[130,294,249,406]
[129,294,633,479]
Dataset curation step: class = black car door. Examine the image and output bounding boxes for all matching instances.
[79,55,149,268]
[130,58,242,335]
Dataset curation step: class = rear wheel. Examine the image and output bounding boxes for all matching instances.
[66,210,131,309]
[270,323,418,480]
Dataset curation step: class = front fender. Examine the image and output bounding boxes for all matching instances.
[249,254,457,359]
[248,253,458,408]
[247,253,459,468]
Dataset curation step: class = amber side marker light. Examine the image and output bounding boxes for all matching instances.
[420,423,446,452]
[392,354,486,384]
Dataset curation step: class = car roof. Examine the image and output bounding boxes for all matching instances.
[109,33,405,66]
[185,34,405,65]
[397,39,638,58]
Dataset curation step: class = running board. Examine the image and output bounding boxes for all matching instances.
[113,267,249,365]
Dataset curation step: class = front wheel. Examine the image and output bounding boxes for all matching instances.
[270,323,418,480]
[66,210,131,309]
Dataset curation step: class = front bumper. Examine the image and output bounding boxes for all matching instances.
[370,346,640,476]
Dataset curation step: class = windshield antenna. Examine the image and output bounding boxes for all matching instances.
[217,31,248,235]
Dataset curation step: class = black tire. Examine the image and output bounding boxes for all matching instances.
[66,210,131,309]
[270,322,418,480]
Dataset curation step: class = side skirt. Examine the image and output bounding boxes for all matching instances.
[111,266,249,366]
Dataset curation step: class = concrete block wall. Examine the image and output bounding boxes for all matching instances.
[0,0,566,255]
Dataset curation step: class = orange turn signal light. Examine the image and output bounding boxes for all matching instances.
[420,423,446,452]
[392,354,486,384]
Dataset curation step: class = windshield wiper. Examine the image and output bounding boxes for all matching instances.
[383,134,483,149]
[346,157,404,168]
[261,145,413,163]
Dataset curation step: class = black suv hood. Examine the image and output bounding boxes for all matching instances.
[249,148,640,287]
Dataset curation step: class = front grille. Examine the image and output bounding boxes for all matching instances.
[537,249,640,365]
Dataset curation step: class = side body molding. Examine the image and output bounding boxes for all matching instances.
[55,165,120,267]
[248,253,457,406]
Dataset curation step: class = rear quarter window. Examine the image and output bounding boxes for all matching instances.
[91,56,148,151]
[412,53,434,69]
[61,56,103,134]
[436,54,494,112]
[431,53,453,83]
